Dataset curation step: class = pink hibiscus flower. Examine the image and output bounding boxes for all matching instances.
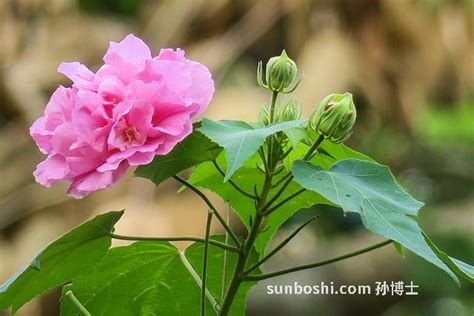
[30,34,214,198]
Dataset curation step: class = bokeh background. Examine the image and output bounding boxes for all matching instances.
[0,0,473,315]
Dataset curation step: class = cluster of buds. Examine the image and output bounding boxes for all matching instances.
[259,100,302,125]
[258,52,356,143]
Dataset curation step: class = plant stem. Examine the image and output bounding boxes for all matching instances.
[109,233,239,253]
[212,160,258,200]
[218,212,264,315]
[268,90,279,123]
[65,291,91,316]
[201,209,213,316]
[173,175,241,248]
[243,240,393,281]
[261,135,324,213]
[221,205,231,298]
[219,130,277,314]
[245,216,318,274]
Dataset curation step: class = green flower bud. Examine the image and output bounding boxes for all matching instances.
[278,100,302,121]
[309,93,356,143]
[258,106,271,125]
[265,50,298,93]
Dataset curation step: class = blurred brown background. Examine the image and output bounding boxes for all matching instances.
[0,0,473,315]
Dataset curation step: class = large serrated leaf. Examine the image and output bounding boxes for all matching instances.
[134,123,222,185]
[291,159,464,283]
[60,241,210,315]
[422,232,474,283]
[198,119,304,181]
[0,211,123,313]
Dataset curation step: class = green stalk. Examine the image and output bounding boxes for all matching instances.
[245,216,318,274]
[244,240,393,281]
[109,233,238,253]
[173,175,241,248]
[201,209,213,316]
[219,92,279,315]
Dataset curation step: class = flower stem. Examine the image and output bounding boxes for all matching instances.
[108,233,239,253]
[173,175,241,248]
[65,291,91,316]
[243,240,393,281]
[269,90,279,123]
[201,209,213,316]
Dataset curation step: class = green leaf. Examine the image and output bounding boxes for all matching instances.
[0,211,123,313]
[291,159,459,283]
[198,119,304,181]
[134,123,222,185]
[283,127,308,148]
[284,140,372,172]
[188,153,329,257]
[423,232,474,283]
[392,241,405,258]
[184,236,259,315]
[61,241,213,315]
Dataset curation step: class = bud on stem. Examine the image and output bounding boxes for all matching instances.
[309,93,356,143]
[257,50,301,94]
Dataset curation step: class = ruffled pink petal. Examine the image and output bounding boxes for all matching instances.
[67,161,129,198]
[57,62,96,90]
[104,34,152,66]
[157,48,186,61]
[30,117,53,154]
[183,60,215,114]
[33,154,71,187]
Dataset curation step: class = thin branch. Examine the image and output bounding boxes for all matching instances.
[212,161,258,200]
[262,188,306,216]
[243,240,393,281]
[173,175,241,248]
[109,233,239,253]
[271,172,292,188]
[245,216,318,274]
[201,209,213,316]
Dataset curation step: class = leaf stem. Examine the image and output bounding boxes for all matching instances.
[179,251,219,313]
[201,209,213,316]
[173,175,241,248]
[245,216,318,274]
[65,291,91,316]
[212,161,258,200]
[108,233,239,253]
[243,240,393,281]
[262,188,305,216]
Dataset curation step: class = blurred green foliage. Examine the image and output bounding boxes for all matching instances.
[415,102,474,146]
